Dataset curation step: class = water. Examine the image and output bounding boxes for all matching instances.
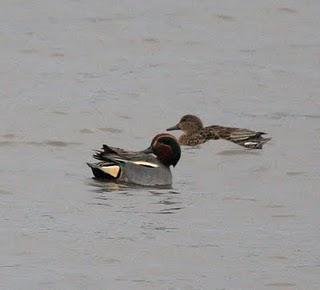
[1,0,320,289]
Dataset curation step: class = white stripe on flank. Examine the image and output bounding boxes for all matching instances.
[132,161,159,168]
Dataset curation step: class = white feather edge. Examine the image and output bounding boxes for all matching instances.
[108,158,159,168]
[132,161,159,168]
[244,141,258,146]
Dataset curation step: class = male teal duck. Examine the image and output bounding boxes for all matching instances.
[167,114,271,149]
[87,133,181,186]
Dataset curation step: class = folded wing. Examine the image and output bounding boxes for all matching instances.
[206,126,271,149]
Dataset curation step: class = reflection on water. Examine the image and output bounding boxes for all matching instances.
[87,179,130,193]
[87,178,184,214]
[216,149,261,156]
[87,179,174,193]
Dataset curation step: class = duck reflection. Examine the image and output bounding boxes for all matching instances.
[87,179,184,215]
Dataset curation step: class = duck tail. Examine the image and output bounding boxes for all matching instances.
[87,162,121,179]
[92,150,104,160]
[87,162,108,179]
[93,144,118,161]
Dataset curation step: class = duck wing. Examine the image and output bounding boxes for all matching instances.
[93,144,151,161]
[206,125,271,149]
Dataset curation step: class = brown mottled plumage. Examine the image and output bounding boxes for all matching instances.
[167,114,271,149]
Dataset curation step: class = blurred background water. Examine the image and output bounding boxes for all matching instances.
[0,0,320,289]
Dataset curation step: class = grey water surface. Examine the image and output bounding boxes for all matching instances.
[1,0,320,289]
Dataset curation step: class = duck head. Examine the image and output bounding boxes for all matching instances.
[143,133,181,167]
[167,114,203,134]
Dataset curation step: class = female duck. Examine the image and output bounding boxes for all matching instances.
[87,133,181,186]
[167,114,271,149]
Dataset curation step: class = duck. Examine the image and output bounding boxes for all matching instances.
[167,114,271,149]
[87,133,181,186]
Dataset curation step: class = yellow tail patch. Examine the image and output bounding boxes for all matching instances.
[100,165,120,178]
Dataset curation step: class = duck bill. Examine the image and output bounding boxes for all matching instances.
[166,124,180,131]
[141,146,153,154]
